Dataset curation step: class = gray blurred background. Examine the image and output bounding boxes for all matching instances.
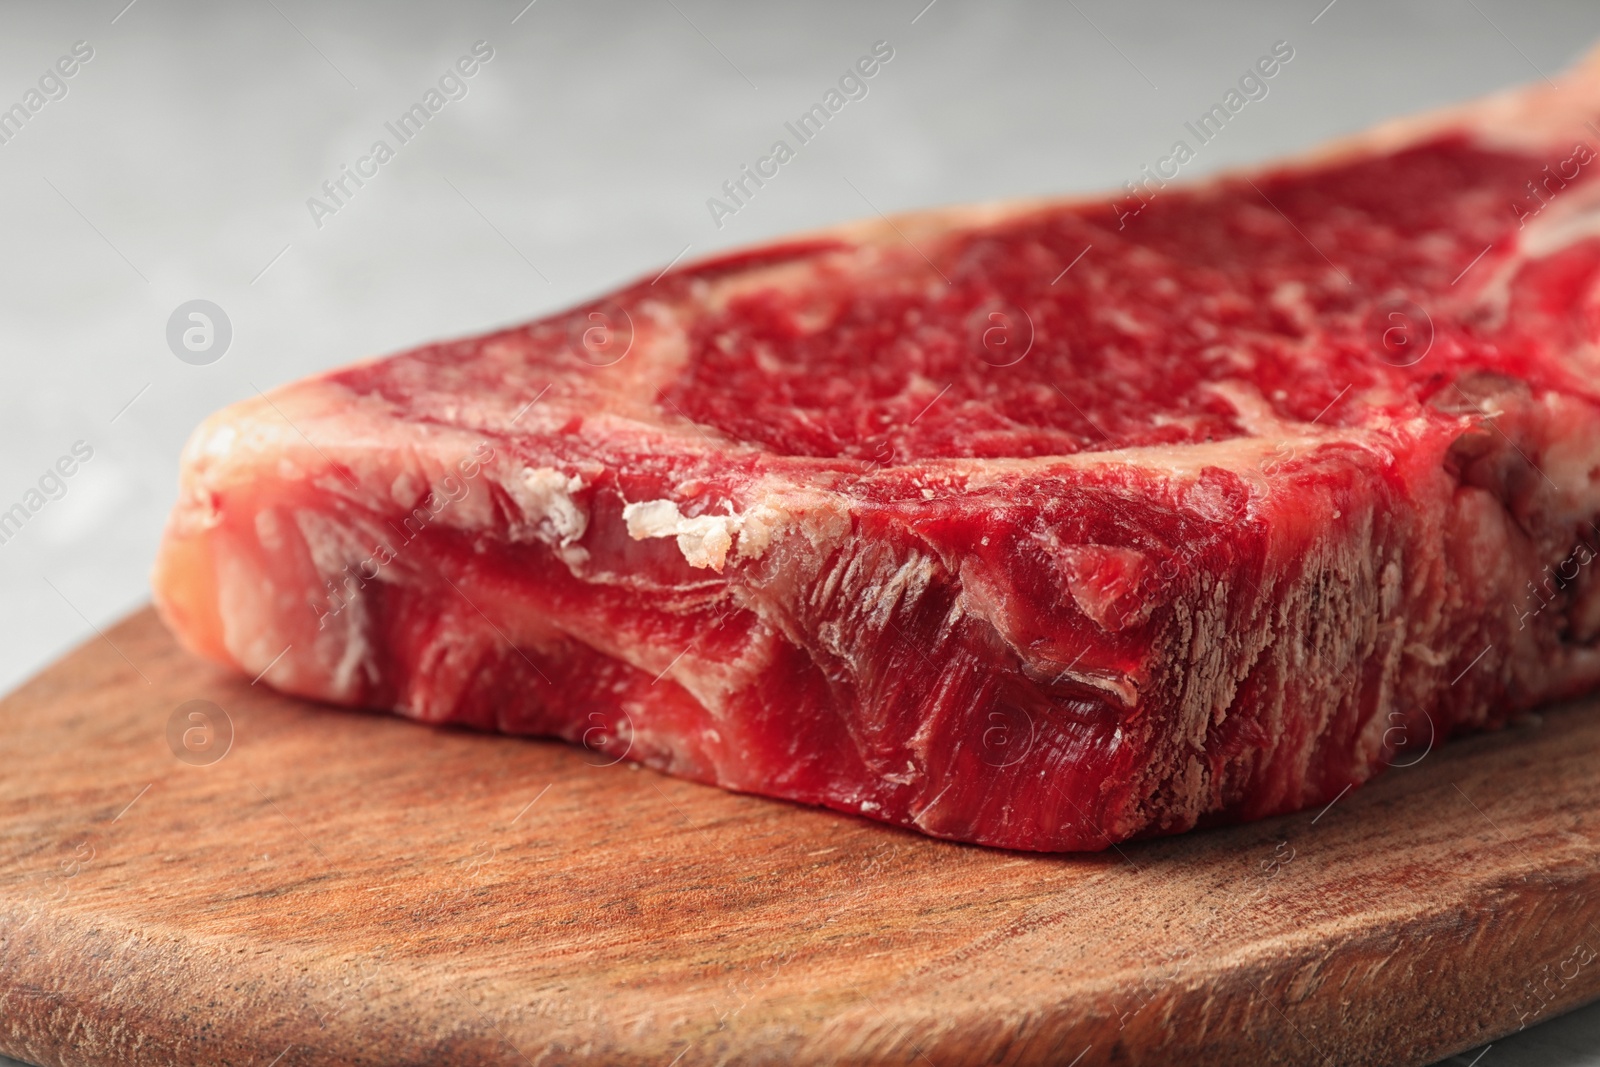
[1,1,1598,1063]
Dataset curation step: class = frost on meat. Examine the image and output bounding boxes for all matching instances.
[156,53,1600,850]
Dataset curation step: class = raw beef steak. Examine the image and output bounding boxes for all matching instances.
[156,53,1600,850]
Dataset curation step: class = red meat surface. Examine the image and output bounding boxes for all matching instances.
[155,52,1600,850]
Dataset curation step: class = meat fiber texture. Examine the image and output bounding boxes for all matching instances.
[155,50,1600,851]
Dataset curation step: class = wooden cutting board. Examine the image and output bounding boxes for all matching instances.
[2,608,1599,1067]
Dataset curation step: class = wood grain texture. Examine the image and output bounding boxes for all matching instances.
[1,608,1598,1066]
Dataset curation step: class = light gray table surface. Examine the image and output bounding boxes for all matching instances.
[1,1,1598,1064]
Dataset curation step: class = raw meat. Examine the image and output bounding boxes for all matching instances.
[156,50,1600,850]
